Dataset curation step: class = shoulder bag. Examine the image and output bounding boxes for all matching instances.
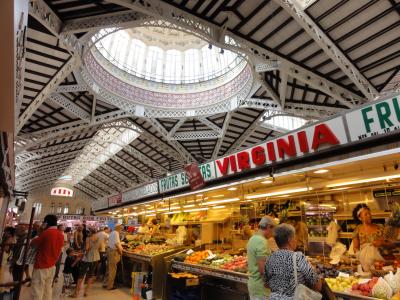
[293,252,322,300]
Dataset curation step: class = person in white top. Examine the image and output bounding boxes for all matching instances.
[96,227,110,280]
[105,224,123,290]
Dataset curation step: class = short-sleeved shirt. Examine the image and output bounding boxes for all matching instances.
[265,250,319,300]
[63,255,74,274]
[247,232,271,297]
[352,224,385,246]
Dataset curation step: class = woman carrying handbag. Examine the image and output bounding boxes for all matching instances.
[265,224,326,300]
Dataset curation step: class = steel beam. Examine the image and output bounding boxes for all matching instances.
[244,98,342,118]
[54,84,88,93]
[78,181,108,198]
[257,74,282,109]
[16,150,80,173]
[16,110,131,152]
[17,57,78,133]
[61,10,149,33]
[170,131,221,141]
[275,0,378,101]
[167,119,186,139]
[111,156,152,182]
[212,112,232,159]
[16,139,89,164]
[92,169,127,190]
[85,176,116,194]
[101,164,137,186]
[146,118,195,163]
[280,71,288,108]
[17,163,70,180]
[75,184,98,199]
[49,94,91,121]
[124,145,168,174]
[29,0,82,55]
[197,117,223,135]
[107,0,363,107]
[226,118,264,154]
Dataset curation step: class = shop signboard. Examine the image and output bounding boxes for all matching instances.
[108,193,122,207]
[122,182,158,203]
[214,117,347,177]
[346,95,400,142]
[57,215,111,222]
[373,188,400,198]
[184,163,205,190]
[159,162,216,193]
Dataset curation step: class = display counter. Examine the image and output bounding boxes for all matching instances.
[171,260,248,283]
[122,246,188,299]
[170,260,249,300]
[334,291,382,300]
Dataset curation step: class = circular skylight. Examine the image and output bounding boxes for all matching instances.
[95,27,244,84]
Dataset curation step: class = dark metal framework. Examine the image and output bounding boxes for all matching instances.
[16,0,400,198]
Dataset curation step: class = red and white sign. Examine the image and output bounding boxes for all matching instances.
[51,187,74,197]
[108,193,122,207]
[184,163,205,190]
[215,117,348,177]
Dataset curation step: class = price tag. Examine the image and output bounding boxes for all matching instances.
[338,272,349,278]
[186,249,194,255]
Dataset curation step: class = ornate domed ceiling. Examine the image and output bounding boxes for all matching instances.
[82,25,253,114]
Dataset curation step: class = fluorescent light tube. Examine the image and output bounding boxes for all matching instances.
[183,208,209,213]
[203,198,240,205]
[326,174,400,188]
[246,187,311,199]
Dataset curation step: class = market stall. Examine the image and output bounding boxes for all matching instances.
[121,239,189,299]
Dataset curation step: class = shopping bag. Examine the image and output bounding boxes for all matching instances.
[293,252,322,300]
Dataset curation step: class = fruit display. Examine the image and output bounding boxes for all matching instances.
[351,277,379,296]
[131,243,174,255]
[122,240,143,251]
[315,264,339,278]
[181,251,248,274]
[184,251,210,264]
[325,276,359,292]
[220,256,247,273]
[169,272,198,279]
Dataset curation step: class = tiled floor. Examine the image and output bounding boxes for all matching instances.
[19,278,133,300]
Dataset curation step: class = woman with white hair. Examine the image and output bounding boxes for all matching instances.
[265,224,322,300]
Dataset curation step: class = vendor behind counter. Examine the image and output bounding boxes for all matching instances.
[351,203,400,271]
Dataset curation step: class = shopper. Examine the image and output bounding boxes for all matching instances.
[71,228,101,297]
[10,224,30,282]
[31,221,41,239]
[97,226,110,280]
[65,227,73,247]
[265,224,322,300]
[30,214,64,300]
[247,216,276,300]
[106,223,123,290]
[62,248,76,295]
[73,225,84,250]
[53,224,65,284]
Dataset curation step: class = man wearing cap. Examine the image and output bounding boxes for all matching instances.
[247,216,276,300]
[106,223,123,290]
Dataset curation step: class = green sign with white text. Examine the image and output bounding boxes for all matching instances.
[346,96,400,142]
[158,162,216,193]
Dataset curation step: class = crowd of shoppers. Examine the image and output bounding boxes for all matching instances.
[0,215,122,299]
